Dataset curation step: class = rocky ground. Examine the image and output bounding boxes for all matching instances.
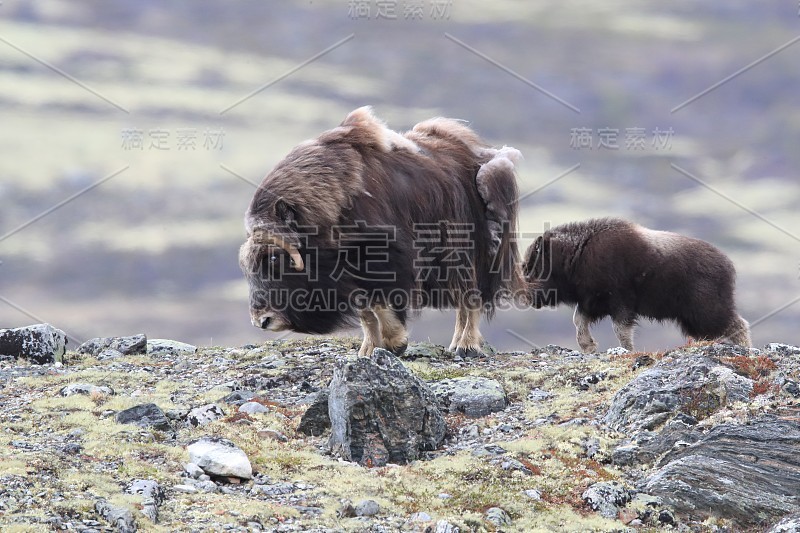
[1,325,800,532]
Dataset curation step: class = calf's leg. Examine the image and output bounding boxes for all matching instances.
[724,314,752,347]
[573,305,598,354]
[611,312,636,351]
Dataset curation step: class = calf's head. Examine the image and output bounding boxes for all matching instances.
[522,234,560,308]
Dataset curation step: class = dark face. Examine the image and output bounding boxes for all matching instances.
[522,235,559,308]
[240,199,360,335]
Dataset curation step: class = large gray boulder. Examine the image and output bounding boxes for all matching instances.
[643,417,800,528]
[115,403,173,432]
[328,348,446,466]
[604,350,752,433]
[78,334,147,357]
[0,323,67,364]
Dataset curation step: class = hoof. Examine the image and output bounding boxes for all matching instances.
[387,342,408,357]
[454,346,483,359]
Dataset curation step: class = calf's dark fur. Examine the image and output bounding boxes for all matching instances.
[523,217,751,353]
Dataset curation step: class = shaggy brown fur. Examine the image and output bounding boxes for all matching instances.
[241,107,524,357]
[523,217,751,353]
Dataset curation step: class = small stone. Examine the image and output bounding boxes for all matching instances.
[184,463,204,479]
[337,500,356,518]
[658,509,676,526]
[429,376,507,417]
[147,339,197,356]
[618,507,638,525]
[523,489,541,500]
[485,507,511,527]
[433,521,460,533]
[355,499,380,517]
[219,390,257,405]
[115,403,172,432]
[60,383,114,397]
[472,444,506,457]
[187,404,225,427]
[257,429,288,443]
[501,459,532,475]
[78,334,146,357]
[607,346,630,355]
[174,483,197,493]
[94,499,136,533]
[583,481,632,519]
[62,443,82,455]
[438,493,452,500]
[238,402,268,415]
[410,512,432,522]
[188,437,252,480]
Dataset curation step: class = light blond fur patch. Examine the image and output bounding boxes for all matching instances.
[636,226,684,255]
[342,106,419,153]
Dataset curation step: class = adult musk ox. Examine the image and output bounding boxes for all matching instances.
[239,107,524,357]
[522,217,751,353]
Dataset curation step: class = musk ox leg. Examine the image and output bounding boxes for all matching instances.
[725,314,752,347]
[573,305,598,354]
[448,306,468,353]
[374,305,408,356]
[612,319,635,352]
[358,308,382,356]
[453,307,484,358]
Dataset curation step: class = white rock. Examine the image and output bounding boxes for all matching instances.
[60,383,114,397]
[184,462,204,479]
[187,404,225,427]
[147,339,197,356]
[187,437,252,479]
[173,484,198,493]
[239,402,269,415]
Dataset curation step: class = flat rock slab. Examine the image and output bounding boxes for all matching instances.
[429,376,507,417]
[0,323,67,364]
[643,417,800,528]
[115,403,173,432]
[60,383,114,397]
[328,348,446,466]
[147,339,197,356]
[95,498,137,533]
[604,350,752,433]
[77,334,147,357]
[188,437,252,480]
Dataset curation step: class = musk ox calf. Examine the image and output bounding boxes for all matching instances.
[522,217,751,353]
[239,107,523,357]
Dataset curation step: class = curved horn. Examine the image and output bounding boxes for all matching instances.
[251,229,304,271]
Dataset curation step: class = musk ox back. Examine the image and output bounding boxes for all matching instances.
[239,107,523,357]
[522,217,751,353]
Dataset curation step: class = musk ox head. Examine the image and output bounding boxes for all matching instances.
[239,113,375,335]
[522,234,559,308]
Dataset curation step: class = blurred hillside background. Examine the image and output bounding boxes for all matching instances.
[1,0,798,353]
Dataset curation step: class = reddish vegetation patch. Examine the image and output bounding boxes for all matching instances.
[721,355,778,398]
[223,412,255,424]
